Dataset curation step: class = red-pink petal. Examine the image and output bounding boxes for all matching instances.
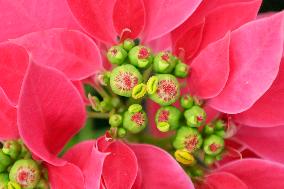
[173,21,205,62]
[67,0,117,44]
[200,0,261,49]
[188,32,230,99]
[113,0,145,40]
[209,12,284,114]
[147,34,172,53]
[198,172,248,189]
[18,62,86,166]
[0,0,78,42]
[101,140,138,189]
[142,0,202,42]
[129,144,194,189]
[0,42,29,104]
[46,162,85,189]
[0,88,18,139]
[11,28,103,80]
[233,58,284,127]
[234,125,284,164]
[64,140,108,189]
[219,159,284,189]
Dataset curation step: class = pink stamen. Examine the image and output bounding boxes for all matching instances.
[158,110,170,122]
[161,54,170,62]
[185,135,198,152]
[138,48,149,59]
[131,112,145,126]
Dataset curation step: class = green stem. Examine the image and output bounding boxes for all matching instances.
[88,112,110,119]
[93,84,111,99]
[143,66,153,82]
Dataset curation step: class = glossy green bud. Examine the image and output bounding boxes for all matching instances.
[123,109,147,134]
[204,155,215,166]
[203,124,215,135]
[184,106,206,127]
[110,64,142,97]
[153,52,176,73]
[0,151,12,172]
[180,94,194,109]
[155,106,181,130]
[2,140,21,160]
[173,127,203,153]
[9,159,40,189]
[128,46,153,68]
[107,46,127,65]
[117,128,127,138]
[0,173,9,189]
[174,61,189,78]
[215,130,226,138]
[215,119,225,130]
[148,74,180,106]
[123,39,136,51]
[109,114,122,127]
[203,135,224,156]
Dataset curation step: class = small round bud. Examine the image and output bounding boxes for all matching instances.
[215,130,226,138]
[128,46,153,68]
[111,96,121,108]
[204,155,215,166]
[9,159,40,189]
[203,135,224,156]
[123,39,136,51]
[180,94,194,109]
[203,124,215,135]
[36,179,50,189]
[173,127,203,153]
[153,52,176,73]
[155,106,181,130]
[100,98,112,112]
[174,61,189,78]
[184,106,206,127]
[2,140,21,160]
[18,141,31,159]
[110,64,142,97]
[107,46,127,65]
[215,119,225,130]
[109,114,122,127]
[117,128,127,138]
[0,151,12,172]
[132,83,147,99]
[190,168,204,177]
[146,76,158,94]
[0,173,9,188]
[128,104,142,113]
[174,149,195,165]
[149,74,180,106]
[157,122,170,132]
[123,109,147,134]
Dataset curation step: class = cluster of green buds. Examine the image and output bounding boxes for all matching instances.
[0,140,49,189]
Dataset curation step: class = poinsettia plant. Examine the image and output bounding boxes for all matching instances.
[0,0,284,189]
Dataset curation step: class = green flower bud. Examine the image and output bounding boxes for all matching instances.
[9,159,41,189]
[157,122,170,132]
[174,61,189,78]
[111,96,121,108]
[0,173,9,189]
[128,46,153,68]
[180,94,194,109]
[153,52,176,73]
[149,74,180,106]
[190,167,204,177]
[107,46,127,65]
[2,140,21,160]
[123,109,147,134]
[215,130,226,138]
[203,135,224,156]
[204,155,215,166]
[173,127,203,153]
[0,151,12,172]
[215,119,225,130]
[203,123,215,135]
[155,106,181,130]
[132,83,147,99]
[146,76,158,94]
[35,179,49,189]
[109,114,122,127]
[110,64,142,97]
[18,141,31,160]
[184,106,206,127]
[117,128,127,138]
[128,104,142,113]
[100,98,112,112]
[123,39,136,51]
